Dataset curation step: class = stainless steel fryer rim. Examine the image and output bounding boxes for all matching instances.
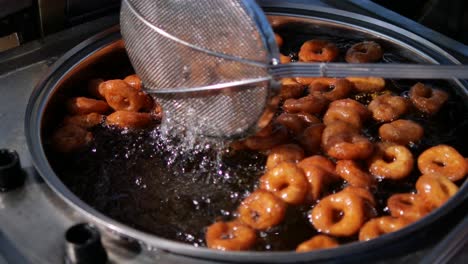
[25,7,468,263]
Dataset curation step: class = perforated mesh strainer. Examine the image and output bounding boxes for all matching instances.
[120,0,279,138]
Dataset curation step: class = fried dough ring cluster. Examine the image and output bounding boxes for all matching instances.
[51,74,159,152]
[53,33,465,252]
[217,49,462,251]
[212,40,462,250]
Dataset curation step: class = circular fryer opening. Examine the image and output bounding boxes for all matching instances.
[0,150,17,168]
[65,224,98,245]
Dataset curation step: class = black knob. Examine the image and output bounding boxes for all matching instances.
[0,149,25,192]
[65,223,108,264]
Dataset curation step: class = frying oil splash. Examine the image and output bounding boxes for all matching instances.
[155,110,232,184]
[56,122,266,247]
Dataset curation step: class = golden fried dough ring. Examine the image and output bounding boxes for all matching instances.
[260,162,309,205]
[329,99,370,120]
[238,190,287,230]
[378,119,424,145]
[205,221,256,251]
[123,74,142,90]
[276,112,321,135]
[283,94,329,115]
[299,156,337,178]
[409,82,448,114]
[106,111,154,129]
[244,124,289,151]
[66,97,110,115]
[308,78,353,101]
[324,133,374,160]
[336,160,375,188]
[368,94,409,122]
[298,156,338,201]
[257,96,281,129]
[298,123,325,155]
[51,124,93,153]
[299,40,339,62]
[266,144,305,171]
[368,143,414,180]
[345,41,383,63]
[324,99,369,128]
[311,191,368,236]
[416,174,459,208]
[324,106,364,129]
[297,164,327,202]
[63,113,104,129]
[321,121,373,160]
[100,79,152,112]
[341,186,376,207]
[358,216,409,241]
[296,235,339,252]
[321,121,359,144]
[417,145,467,182]
[346,77,385,93]
[387,193,431,222]
[279,78,304,99]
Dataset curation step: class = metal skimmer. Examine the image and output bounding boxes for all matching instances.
[120,0,278,138]
[120,0,468,138]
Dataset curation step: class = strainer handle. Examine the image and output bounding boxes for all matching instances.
[270,63,468,79]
